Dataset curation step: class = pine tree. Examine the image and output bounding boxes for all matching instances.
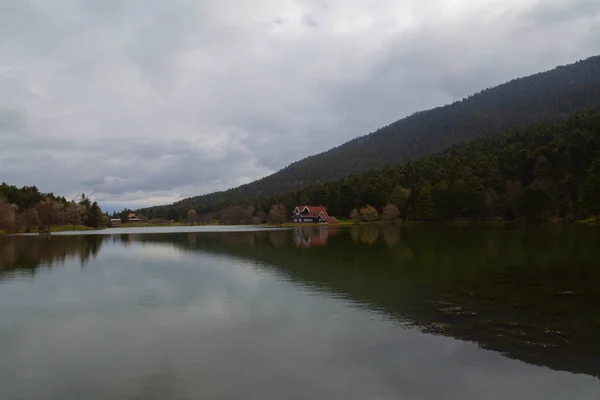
[88,202,101,228]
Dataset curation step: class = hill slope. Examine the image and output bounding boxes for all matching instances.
[144,55,600,216]
[143,108,600,222]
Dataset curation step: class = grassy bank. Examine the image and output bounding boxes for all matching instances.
[49,225,96,232]
[113,221,184,228]
[111,221,220,228]
[274,220,409,228]
[576,217,600,224]
[3,225,97,235]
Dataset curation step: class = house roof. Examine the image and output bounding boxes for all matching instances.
[294,205,327,213]
[294,205,329,218]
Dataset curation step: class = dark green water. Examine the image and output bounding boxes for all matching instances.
[1,225,600,399]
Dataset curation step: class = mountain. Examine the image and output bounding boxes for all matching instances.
[141,55,600,218]
[142,108,600,222]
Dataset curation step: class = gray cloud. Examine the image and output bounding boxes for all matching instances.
[0,0,599,210]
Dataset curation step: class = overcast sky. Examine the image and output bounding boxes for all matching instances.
[1,0,599,211]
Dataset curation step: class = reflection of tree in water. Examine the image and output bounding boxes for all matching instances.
[381,226,400,247]
[218,231,268,246]
[187,232,197,246]
[349,226,381,246]
[268,230,288,248]
[349,227,360,243]
[359,226,379,246]
[0,235,106,278]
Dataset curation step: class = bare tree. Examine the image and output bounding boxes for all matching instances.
[36,198,62,229]
[221,206,246,225]
[268,204,287,225]
[198,213,212,225]
[21,208,41,232]
[242,205,255,224]
[0,199,16,232]
[64,202,84,227]
[254,209,267,224]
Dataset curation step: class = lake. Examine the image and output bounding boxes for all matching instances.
[1,225,600,399]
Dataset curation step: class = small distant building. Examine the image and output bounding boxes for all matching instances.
[127,213,142,222]
[292,205,339,223]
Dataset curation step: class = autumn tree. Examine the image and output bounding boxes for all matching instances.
[359,205,379,222]
[268,204,287,225]
[381,204,400,222]
[187,209,198,225]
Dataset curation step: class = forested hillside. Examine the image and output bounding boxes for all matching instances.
[153,55,600,214]
[141,109,600,223]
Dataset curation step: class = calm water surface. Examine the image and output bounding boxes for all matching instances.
[1,225,600,399]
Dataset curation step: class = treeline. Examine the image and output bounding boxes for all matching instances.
[140,109,600,223]
[152,55,600,211]
[182,204,287,226]
[0,184,107,233]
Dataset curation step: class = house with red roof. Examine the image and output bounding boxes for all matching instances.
[127,213,142,222]
[292,205,339,224]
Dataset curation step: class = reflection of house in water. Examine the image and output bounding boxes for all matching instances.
[108,233,136,245]
[293,227,336,248]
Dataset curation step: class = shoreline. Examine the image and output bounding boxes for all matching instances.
[4,219,599,235]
